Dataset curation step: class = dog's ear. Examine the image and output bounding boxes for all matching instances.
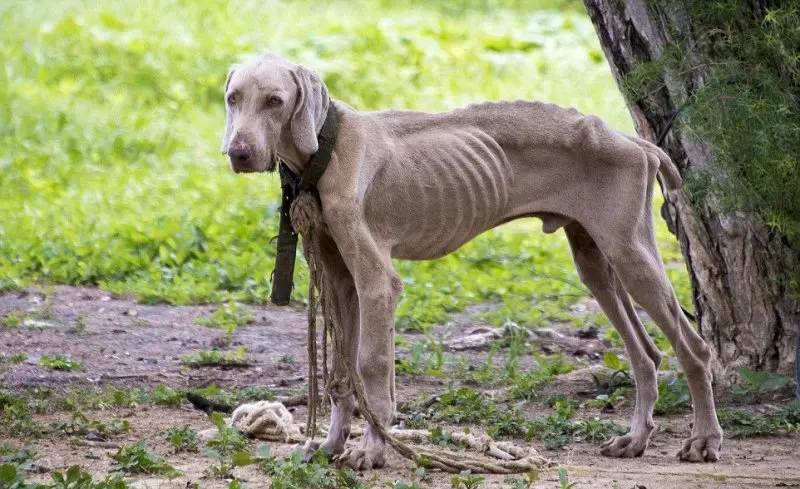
[220,65,237,154]
[290,64,328,156]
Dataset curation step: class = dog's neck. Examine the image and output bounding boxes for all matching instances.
[276,99,334,177]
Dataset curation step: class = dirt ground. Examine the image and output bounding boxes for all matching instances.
[2,286,799,488]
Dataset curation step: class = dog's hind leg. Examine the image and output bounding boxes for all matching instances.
[565,222,659,458]
[303,233,359,461]
[593,221,722,463]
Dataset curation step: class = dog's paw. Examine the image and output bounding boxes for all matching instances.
[600,433,649,458]
[334,447,386,471]
[302,439,344,463]
[677,433,722,463]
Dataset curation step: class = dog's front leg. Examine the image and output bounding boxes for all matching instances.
[324,211,401,470]
[303,234,358,461]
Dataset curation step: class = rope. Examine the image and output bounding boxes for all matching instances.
[290,191,551,474]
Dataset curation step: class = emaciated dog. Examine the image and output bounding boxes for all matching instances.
[220,53,723,469]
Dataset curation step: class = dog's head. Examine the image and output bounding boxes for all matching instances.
[220,53,328,173]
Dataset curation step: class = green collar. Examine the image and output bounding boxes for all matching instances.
[270,100,340,306]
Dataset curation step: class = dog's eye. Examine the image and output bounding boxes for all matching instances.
[227,94,236,106]
[266,95,283,107]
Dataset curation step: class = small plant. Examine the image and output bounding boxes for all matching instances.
[527,402,577,450]
[182,347,250,368]
[0,353,27,373]
[1,313,23,328]
[165,426,198,453]
[39,354,85,372]
[654,375,691,415]
[602,351,628,373]
[205,412,248,458]
[0,444,37,472]
[50,465,132,489]
[67,314,88,335]
[195,301,254,332]
[48,412,131,438]
[395,338,445,377]
[504,471,539,489]
[732,367,790,396]
[259,449,332,488]
[110,441,181,478]
[151,384,185,406]
[558,467,578,489]
[507,354,575,401]
[427,426,453,445]
[585,387,629,411]
[573,418,626,443]
[716,408,778,438]
[450,471,485,489]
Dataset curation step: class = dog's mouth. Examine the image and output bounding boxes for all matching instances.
[230,156,277,174]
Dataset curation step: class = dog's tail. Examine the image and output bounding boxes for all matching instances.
[628,136,683,191]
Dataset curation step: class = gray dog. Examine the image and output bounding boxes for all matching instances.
[220,53,723,469]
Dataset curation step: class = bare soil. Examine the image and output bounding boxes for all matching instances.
[2,286,799,488]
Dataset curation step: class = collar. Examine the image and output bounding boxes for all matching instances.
[279,99,340,192]
[271,100,339,306]
[299,100,340,191]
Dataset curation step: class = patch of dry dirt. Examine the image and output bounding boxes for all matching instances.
[2,286,799,488]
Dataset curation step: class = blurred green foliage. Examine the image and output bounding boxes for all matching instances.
[0,0,689,331]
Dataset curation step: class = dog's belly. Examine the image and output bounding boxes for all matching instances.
[364,128,513,260]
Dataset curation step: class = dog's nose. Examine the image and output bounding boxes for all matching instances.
[229,144,251,163]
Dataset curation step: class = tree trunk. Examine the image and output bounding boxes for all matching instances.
[582,0,799,385]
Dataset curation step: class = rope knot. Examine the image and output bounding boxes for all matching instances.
[290,191,323,236]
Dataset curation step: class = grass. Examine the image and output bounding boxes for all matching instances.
[0,0,690,334]
[38,354,85,372]
[181,346,251,368]
[110,441,181,479]
[165,426,199,453]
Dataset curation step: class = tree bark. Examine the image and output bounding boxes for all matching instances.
[582,0,799,385]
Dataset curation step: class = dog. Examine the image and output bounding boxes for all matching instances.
[220,52,723,469]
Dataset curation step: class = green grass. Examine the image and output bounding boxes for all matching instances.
[39,354,85,372]
[182,346,251,368]
[0,0,690,335]
[110,441,181,479]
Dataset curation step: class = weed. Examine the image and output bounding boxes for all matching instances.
[558,467,578,489]
[67,314,88,335]
[508,354,575,401]
[450,471,485,489]
[573,418,626,443]
[602,352,628,373]
[717,408,778,438]
[150,384,185,406]
[0,444,37,472]
[206,412,248,458]
[50,465,131,489]
[48,412,130,438]
[195,301,254,342]
[110,441,181,478]
[503,472,540,489]
[654,375,691,415]
[165,426,198,453]
[182,347,250,368]
[260,450,333,488]
[525,402,577,450]
[1,313,23,328]
[586,387,630,411]
[396,338,445,377]
[0,353,27,373]
[39,355,85,372]
[732,367,790,396]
